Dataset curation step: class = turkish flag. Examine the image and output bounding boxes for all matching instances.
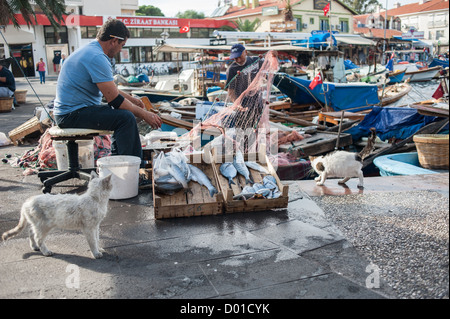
[309,72,323,90]
[323,3,330,16]
[432,83,444,99]
[179,25,190,33]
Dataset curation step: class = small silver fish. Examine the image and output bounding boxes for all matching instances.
[220,162,237,187]
[245,161,269,174]
[233,185,256,201]
[263,175,278,191]
[188,164,218,197]
[233,150,253,184]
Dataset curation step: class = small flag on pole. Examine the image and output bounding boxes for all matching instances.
[323,2,330,16]
[309,72,323,90]
[432,83,444,99]
[179,25,190,33]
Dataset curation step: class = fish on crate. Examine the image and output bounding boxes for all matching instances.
[188,164,218,197]
[153,149,218,198]
[233,177,281,201]
[244,161,269,174]
[220,162,237,187]
[232,150,253,184]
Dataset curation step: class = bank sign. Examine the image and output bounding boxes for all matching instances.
[104,16,180,28]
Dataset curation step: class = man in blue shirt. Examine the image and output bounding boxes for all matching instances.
[0,63,17,107]
[54,19,162,161]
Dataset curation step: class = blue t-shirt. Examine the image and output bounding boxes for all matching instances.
[54,41,114,116]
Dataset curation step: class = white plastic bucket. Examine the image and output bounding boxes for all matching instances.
[97,155,141,200]
[53,140,95,170]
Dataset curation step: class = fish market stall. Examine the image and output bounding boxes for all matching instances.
[211,148,289,214]
[152,150,223,219]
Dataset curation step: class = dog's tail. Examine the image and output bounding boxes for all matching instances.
[357,128,377,161]
[2,211,27,241]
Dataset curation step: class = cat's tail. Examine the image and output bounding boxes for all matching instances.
[357,127,377,161]
[2,212,27,241]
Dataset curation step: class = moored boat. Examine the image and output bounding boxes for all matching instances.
[373,152,440,176]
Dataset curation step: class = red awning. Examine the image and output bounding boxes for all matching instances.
[10,14,234,29]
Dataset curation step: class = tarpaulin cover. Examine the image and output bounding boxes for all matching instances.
[273,73,379,112]
[344,59,359,69]
[346,106,438,141]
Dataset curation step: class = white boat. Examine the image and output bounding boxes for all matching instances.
[393,63,441,82]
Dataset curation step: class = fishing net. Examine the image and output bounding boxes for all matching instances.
[183,51,279,157]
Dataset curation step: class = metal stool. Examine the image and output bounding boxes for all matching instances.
[38,127,112,193]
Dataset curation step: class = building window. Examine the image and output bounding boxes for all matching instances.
[320,18,329,31]
[436,30,445,40]
[80,26,99,39]
[294,16,302,31]
[191,28,212,38]
[310,18,314,25]
[44,26,68,44]
[339,19,349,33]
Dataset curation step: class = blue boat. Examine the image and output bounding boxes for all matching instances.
[373,152,439,176]
[429,58,449,69]
[273,73,380,112]
[386,69,406,84]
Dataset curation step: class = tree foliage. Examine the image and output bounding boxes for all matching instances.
[340,0,381,14]
[0,0,66,29]
[175,10,205,19]
[136,5,164,16]
[233,18,261,32]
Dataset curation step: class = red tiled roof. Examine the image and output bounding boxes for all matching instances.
[387,0,449,16]
[218,0,299,19]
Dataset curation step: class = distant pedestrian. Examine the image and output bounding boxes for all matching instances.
[19,57,28,76]
[52,52,61,73]
[60,53,66,71]
[36,58,46,84]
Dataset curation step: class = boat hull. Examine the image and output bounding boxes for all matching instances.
[373,152,439,176]
[405,66,442,82]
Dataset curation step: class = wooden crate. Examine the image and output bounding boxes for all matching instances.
[15,89,28,104]
[8,116,45,145]
[152,152,223,219]
[211,148,289,214]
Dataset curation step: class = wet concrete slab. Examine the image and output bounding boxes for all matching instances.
[298,173,449,197]
[1,78,446,300]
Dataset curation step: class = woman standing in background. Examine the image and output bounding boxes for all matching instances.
[37,58,46,84]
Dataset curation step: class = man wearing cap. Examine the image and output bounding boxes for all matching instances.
[225,44,263,101]
[54,19,162,163]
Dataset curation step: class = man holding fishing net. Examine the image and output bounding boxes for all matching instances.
[221,44,278,151]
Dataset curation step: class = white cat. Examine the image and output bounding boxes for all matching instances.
[310,128,376,188]
[2,172,112,259]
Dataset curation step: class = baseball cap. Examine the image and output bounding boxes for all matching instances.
[230,44,245,59]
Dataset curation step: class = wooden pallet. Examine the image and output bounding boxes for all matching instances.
[152,152,223,219]
[8,116,45,145]
[211,148,289,214]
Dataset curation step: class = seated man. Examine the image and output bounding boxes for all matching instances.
[0,63,18,108]
[53,19,162,164]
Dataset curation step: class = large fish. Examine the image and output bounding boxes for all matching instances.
[165,148,191,180]
[188,164,218,197]
[168,162,191,194]
[220,162,237,187]
[245,161,269,174]
[233,150,253,184]
[154,174,184,195]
